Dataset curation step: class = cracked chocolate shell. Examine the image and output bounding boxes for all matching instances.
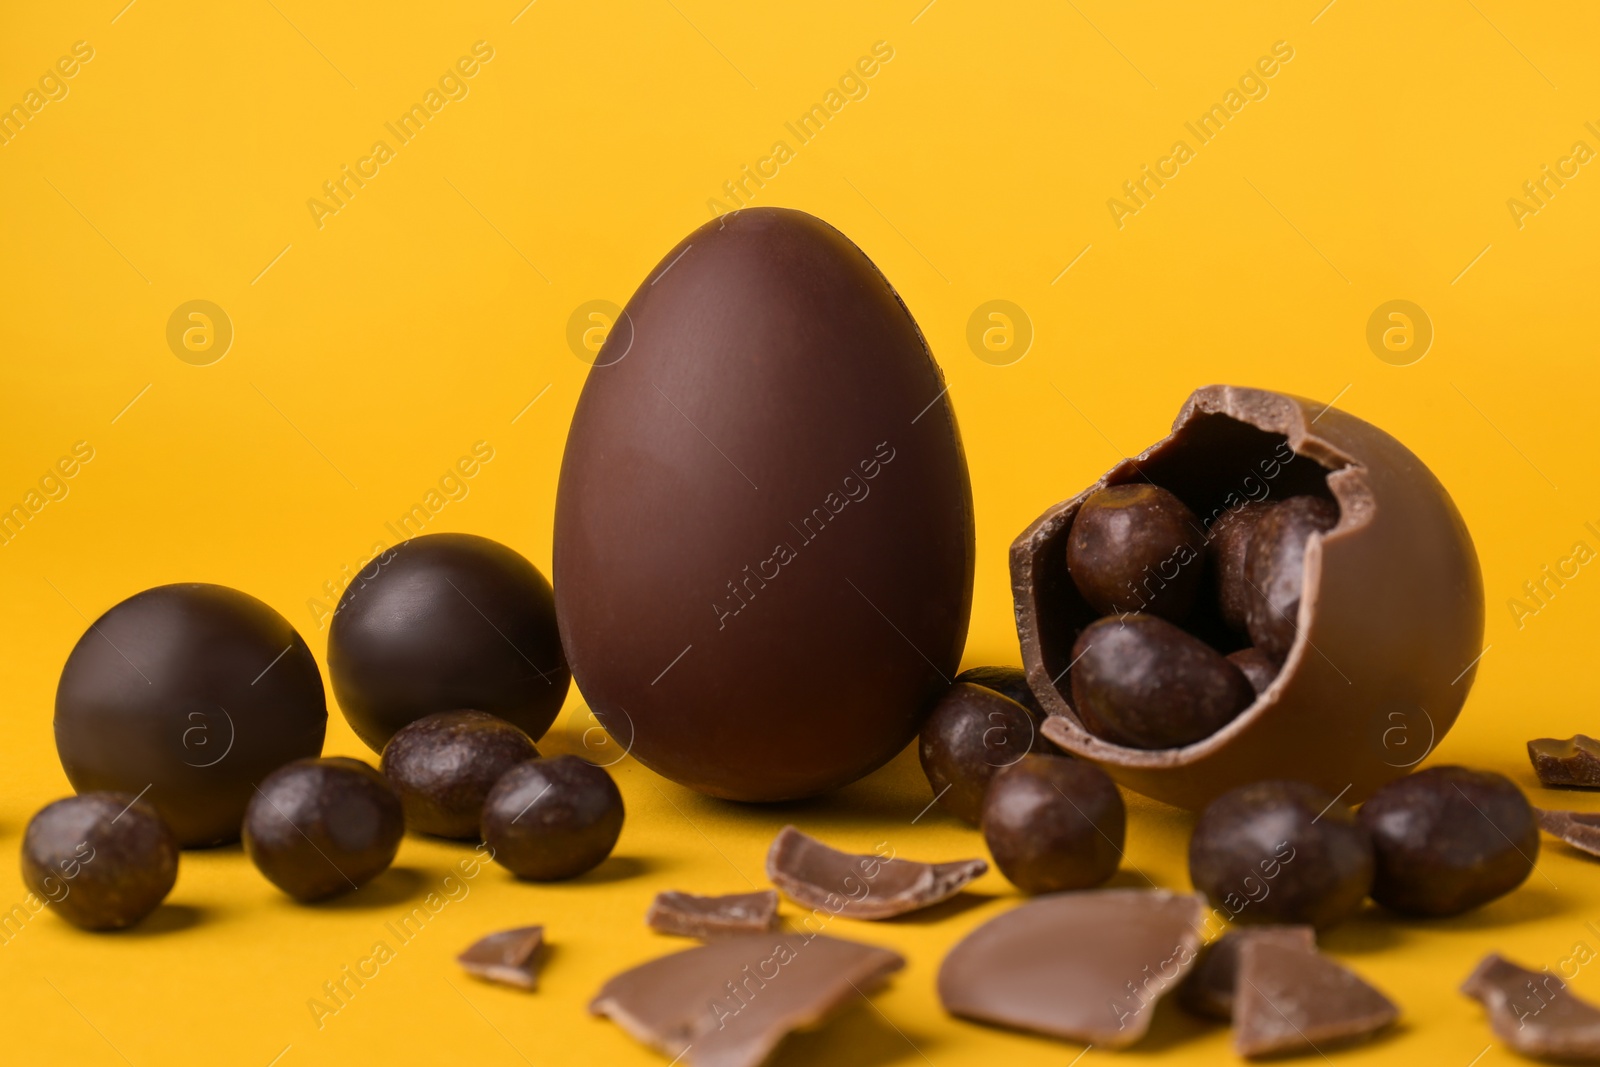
[1013,385,1483,810]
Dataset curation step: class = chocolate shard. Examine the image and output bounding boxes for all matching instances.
[1234,939,1398,1059]
[589,933,904,1067]
[936,889,1207,1048]
[647,890,780,939]
[766,826,986,921]
[1530,736,1600,788]
[1463,954,1600,1061]
[1537,808,1600,858]
[458,926,544,990]
[1178,926,1316,1021]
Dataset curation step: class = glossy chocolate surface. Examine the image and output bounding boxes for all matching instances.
[329,533,568,752]
[243,757,403,902]
[919,682,1047,825]
[20,792,179,931]
[380,710,538,839]
[481,756,623,881]
[55,583,327,847]
[554,207,974,801]
[1022,386,1484,809]
[982,754,1124,893]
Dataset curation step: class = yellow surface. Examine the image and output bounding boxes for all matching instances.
[2,1,1598,1064]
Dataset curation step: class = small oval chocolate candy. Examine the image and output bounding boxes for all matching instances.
[1207,501,1276,632]
[1070,615,1254,749]
[482,756,624,881]
[21,792,179,930]
[920,682,1050,825]
[1359,765,1537,917]
[1244,495,1339,659]
[1226,647,1280,695]
[1189,779,1373,930]
[1066,484,1204,622]
[243,757,404,902]
[381,710,539,839]
[982,754,1124,893]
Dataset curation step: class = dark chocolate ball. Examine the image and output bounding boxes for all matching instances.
[1070,615,1255,749]
[1226,648,1280,696]
[329,533,570,753]
[381,710,539,839]
[982,754,1124,893]
[1189,780,1374,929]
[1206,501,1275,633]
[1244,496,1339,659]
[243,757,404,902]
[54,583,328,847]
[1066,484,1204,622]
[920,683,1051,826]
[952,665,1045,717]
[21,792,179,930]
[482,756,623,881]
[1359,766,1537,917]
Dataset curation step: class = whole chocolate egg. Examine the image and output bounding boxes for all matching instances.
[54,584,327,847]
[554,207,974,800]
[1017,385,1484,810]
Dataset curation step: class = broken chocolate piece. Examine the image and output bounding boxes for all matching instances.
[1463,954,1600,1061]
[1530,736,1600,789]
[936,889,1207,1048]
[1537,808,1600,857]
[457,926,545,990]
[589,933,904,1067]
[1178,926,1316,1021]
[646,890,780,939]
[1234,938,1397,1058]
[766,826,986,921]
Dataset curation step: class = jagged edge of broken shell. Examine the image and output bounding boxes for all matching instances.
[1017,384,1374,770]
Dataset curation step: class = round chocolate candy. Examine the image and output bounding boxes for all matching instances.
[953,665,1046,717]
[1206,500,1275,633]
[1066,484,1204,622]
[243,757,404,902]
[920,682,1050,826]
[1070,615,1254,749]
[1226,648,1280,696]
[1189,780,1374,929]
[982,754,1124,893]
[21,792,179,930]
[1245,496,1340,659]
[1015,386,1484,810]
[1359,766,1537,917]
[482,756,624,881]
[381,710,539,839]
[328,533,570,753]
[54,583,327,847]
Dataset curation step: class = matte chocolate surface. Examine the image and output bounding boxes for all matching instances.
[1530,735,1600,788]
[1536,808,1600,858]
[919,682,1046,825]
[1178,926,1316,1022]
[328,533,569,752]
[1065,483,1203,621]
[458,926,544,990]
[1022,386,1484,810]
[1234,938,1398,1058]
[20,792,179,931]
[554,207,974,801]
[1463,953,1600,1061]
[646,890,779,939]
[55,583,327,847]
[242,757,403,902]
[380,710,538,839]
[589,933,904,1067]
[982,754,1124,893]
[766,826,986,921]
[937,889,1207,1048]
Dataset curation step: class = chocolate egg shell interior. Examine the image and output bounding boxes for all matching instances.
[1013,385,1484,810]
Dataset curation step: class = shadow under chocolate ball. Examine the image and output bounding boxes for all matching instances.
[329,533,570,752]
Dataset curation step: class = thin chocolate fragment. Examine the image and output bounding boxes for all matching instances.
[589,933,904,1067]
[458,926,545,990]
[1462,953,1600,1062]
[1537,808,1600,857]
[1530,735,1600,789]
[766,826,986,921]
[647,890,779,939]
[936,889,1207,1049]
[1178,926,1316,1021]
[1234,939,1397,1059]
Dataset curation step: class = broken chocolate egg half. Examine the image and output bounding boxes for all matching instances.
[1013,385,1484,810]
